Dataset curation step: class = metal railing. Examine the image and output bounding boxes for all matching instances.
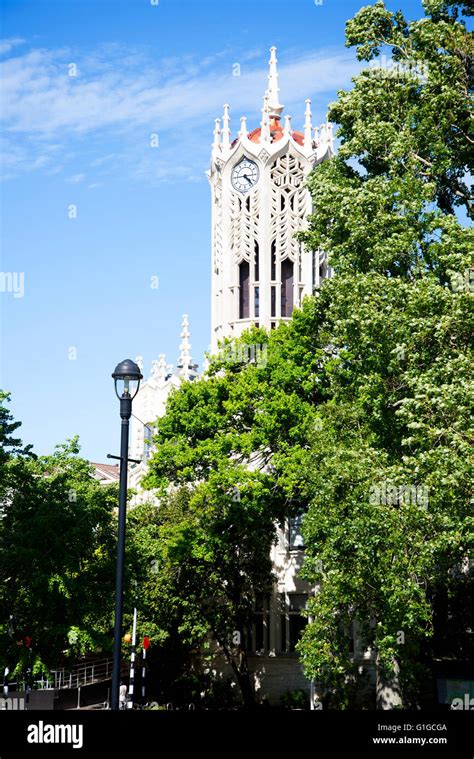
[3,657,121,692]
[49,657,118,689]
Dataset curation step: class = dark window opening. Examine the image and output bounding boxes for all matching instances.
[239,260,250,319]
[280,615,287,652]
[252,594,270,652]
[289,615,306,652]
[254,287,259,318]
[288,594,307,652]
[271,286,276,317]
[281,258,294,317]
[271,241,276,280]
[278,593,287,653]
[254,240,259,281]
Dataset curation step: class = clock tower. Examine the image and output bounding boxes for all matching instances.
[208,47,334,352]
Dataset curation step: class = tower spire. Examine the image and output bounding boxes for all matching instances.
[267,46,284,119]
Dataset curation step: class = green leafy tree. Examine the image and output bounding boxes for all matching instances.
[295,0,473,707]
[143,407,286,707]
[0,412,118,681]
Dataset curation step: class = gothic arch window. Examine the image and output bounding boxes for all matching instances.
[239,260,250,319]
[281,258,294,317]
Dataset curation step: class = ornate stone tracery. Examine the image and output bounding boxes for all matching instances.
[270,153,307,265]
[231,188,260,264]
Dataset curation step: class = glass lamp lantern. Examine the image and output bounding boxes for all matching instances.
[112,359,143,400]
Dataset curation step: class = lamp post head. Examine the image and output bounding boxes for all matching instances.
[112,358,143,400]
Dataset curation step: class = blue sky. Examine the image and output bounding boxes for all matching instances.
[1,0,426,462]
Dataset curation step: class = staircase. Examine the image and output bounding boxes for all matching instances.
[36,657,128,690]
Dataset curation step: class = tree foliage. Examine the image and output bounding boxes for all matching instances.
[0,401,118,680]
[295,0,473,706]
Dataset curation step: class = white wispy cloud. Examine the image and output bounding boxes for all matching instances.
[0,37,25,55]
[66,173,86,183]
[0,41,362,183]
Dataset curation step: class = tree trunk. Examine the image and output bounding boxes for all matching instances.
[234,667,256,710]
[376,655,403,709]
[222,643,256,709]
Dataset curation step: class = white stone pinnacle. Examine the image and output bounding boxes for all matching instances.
[152,354,170,382]
[267,46,284,118]
[304,99,313,148]
[177,314,193,380]
[212,117,221,150]
[222,104,231,148]
[260,91,271,143]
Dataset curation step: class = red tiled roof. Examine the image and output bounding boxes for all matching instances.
[91,462,120,480]
[247,117,304,146]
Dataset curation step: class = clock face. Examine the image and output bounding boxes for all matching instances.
[231,158,259,192]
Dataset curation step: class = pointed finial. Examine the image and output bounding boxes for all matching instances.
[284,114,292,137]
[326,121,334,150]
[212,117,221,150]
[304,99,313,148]
[177,314,193,381]
[239,115,247,138]
[152,354,170,382]
[260,91,271,143]
[222,104,231,148]
[267,46,284,119]
[313,125,320,143]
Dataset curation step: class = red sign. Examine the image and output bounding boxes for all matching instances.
[142,636,150,650]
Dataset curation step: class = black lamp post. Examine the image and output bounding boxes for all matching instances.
[110,358,143,711]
